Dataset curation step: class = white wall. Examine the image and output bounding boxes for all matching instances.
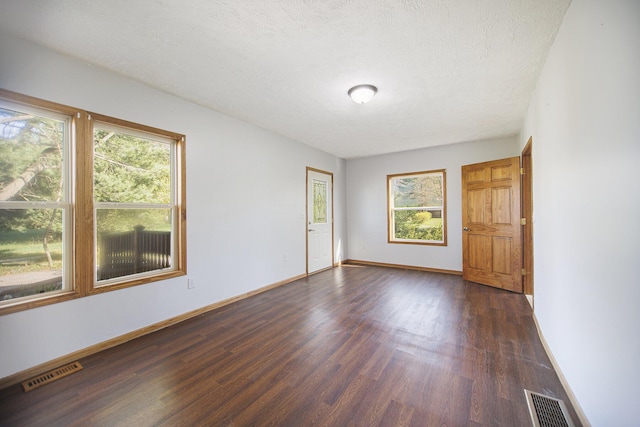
[0,35,347,379]
[346,137,518,271]
[520,1,640,425]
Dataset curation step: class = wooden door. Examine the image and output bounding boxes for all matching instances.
[462,157,522,292]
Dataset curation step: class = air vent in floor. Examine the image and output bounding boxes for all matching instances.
[22,361,83,392]
[524,389,575,427]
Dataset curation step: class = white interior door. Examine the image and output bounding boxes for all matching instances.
[307,168,333,274]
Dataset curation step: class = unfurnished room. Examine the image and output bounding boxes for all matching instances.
[0,1,638,426]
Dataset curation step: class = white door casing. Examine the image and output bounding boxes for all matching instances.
[307,168,333,274]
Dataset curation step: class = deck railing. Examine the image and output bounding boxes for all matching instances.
[98,225,171,280]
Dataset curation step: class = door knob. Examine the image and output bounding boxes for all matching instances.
[463,227,470,231]
[308,229,315,232]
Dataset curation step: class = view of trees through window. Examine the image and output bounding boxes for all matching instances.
[93,125,174,282]
[0,90,186,314]
[388,170,446,245]
[0,105,67,301]
[0,102,180,303]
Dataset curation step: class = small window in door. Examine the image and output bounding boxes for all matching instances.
[313,179,327,224]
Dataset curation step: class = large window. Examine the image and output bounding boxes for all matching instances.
[0,90,186,315]
[387,169,447,245]
[93,117,177,284]
[0,99,73,304]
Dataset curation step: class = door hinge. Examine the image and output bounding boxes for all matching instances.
[520,217,526,225]
[520,167,525,175]
[522,268,527,276]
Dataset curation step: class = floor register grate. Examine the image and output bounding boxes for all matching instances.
[525,389,575,427]
[22,362,83,392]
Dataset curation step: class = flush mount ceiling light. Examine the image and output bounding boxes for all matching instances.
[348,84,378,104]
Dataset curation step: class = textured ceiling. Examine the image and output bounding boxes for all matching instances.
[0,0,570,158]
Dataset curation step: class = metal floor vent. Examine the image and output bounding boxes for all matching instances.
[22,361,83,392]
[524,389,575,427]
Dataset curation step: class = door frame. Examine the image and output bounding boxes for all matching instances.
[522,137,534,302]
[305,167,334,275]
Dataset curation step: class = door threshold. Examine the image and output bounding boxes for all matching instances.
[307,266,333,276]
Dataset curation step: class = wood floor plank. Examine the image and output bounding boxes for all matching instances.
[378,399,415,427]
[0,265,582,426]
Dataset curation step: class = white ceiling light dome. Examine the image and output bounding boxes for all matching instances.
[348,84,378,104]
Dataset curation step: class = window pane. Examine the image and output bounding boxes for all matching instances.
[393,209,443,241]
[0,106,65,203]
[93,127,171,204]
[96,208,172,281]
[313,179,327,224]
[392,174,443,208]
[388,169,446,245]
[0,209,64,301]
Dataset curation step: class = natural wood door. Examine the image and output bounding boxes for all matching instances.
[462,157,522,292]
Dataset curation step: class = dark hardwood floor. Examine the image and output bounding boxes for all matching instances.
[0,265,580,426]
